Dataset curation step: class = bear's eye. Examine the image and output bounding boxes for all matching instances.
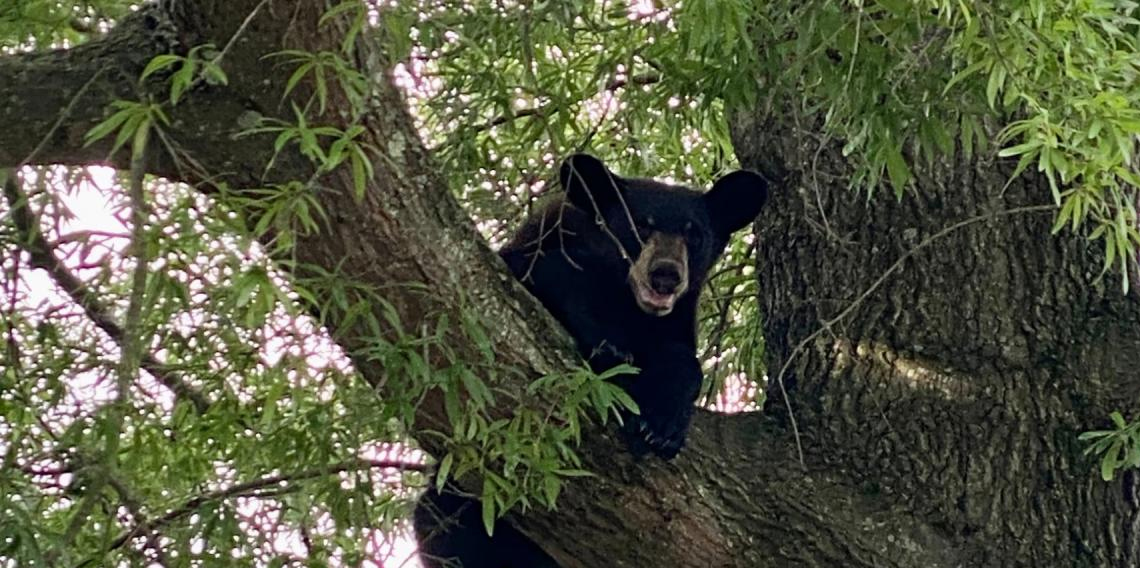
[635,217,654,240]
[685,222,704,245]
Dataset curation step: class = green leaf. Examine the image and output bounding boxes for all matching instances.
[1114,127,1134,164]
[320,0,364,26]
[261,379,284,427]
[960,116,976,160]
[170,60,196,105]
[1052,195,1075,234]
[1077,430,1113,441]
[1111,411,1127,429]
[481,488,496,536]
[997,140,1042,158]
[351,152,368,199]
[884,145,911,197]
[608,386,639,414]
[595,363,638,380]
[112,112,145,156]
[552,469,594,477]
[942,59,988,95]
[1102,441,1121,481]
[543,475,561,505]
[84,107,134,146]
[985,64,1003,109]
[141,54,183,80]
[436,454,454,489]
[285,61,313,100]
[202,62,229,86]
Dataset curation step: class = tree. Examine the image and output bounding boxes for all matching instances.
[1,1,1139,567]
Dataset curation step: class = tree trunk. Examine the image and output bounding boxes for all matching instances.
[731,107,1140,566]
[1,1,1137,566]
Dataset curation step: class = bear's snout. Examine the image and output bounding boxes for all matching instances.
[629,232,689,315]
[649,262,683,294]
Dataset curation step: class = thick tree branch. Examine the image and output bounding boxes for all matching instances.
[0,1,313,188]
[0,5,177,172]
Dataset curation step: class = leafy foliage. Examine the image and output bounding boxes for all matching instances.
[748,0,1140,284]
[1080,411,1140,481]
[0,0,130,50]
[1,165,428,565]
[140,43,228,105]
[4,0,1140,565]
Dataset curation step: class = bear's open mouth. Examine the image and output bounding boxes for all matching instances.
[633,282,677,315]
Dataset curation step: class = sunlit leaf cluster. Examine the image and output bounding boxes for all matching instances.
[750,0,1140,282]
[0,0,128,50]
[1,167,423,566]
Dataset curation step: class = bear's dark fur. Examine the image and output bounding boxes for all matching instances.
[414,154,769,568]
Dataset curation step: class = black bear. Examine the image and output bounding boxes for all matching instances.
[414,154,769,568]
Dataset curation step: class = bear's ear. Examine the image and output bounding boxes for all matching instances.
[704,170,769,236]
[560,153,623,213]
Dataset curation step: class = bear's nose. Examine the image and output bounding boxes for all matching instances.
[649,263,683,294]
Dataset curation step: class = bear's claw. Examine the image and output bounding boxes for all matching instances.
[625,412,687,460]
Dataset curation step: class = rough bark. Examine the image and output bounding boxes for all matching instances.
[731,106,1140,566]
[1,1,1135,567]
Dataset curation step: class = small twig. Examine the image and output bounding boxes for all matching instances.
[471,72,660,134]
[213,0,272,67]
[809,135,847,244]
[700,242,757,364]
[3,229,21,386]
[107,102,154,441]
[20,67,107,167]
[55,229,131,243]
[106,475,169,565]
[106,459,427,552]
[604,71,660,92]
[63,117,157,554]
[60,473,105,550]
[566,160,640,264]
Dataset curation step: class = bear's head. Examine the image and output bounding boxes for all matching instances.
[560,153,768,316]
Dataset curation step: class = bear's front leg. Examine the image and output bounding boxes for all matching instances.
[619,342,703,459]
